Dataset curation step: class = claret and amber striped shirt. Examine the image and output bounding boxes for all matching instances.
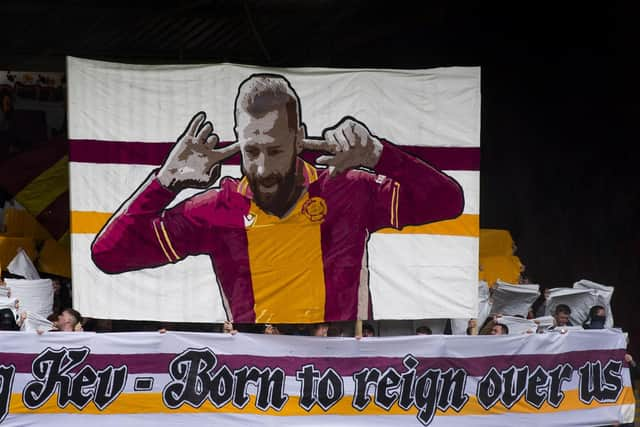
[91,141,464,323]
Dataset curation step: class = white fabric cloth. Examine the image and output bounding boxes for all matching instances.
[546,287,598,327]
[490,280,540,318]
[21,310,54,333]
[7,248,40,280]
[532,315,555,331]
[573,279,614,327]
[450,281,492,335]
[496,315,538,335]
[4,278,53,319]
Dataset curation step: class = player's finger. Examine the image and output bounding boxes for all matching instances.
[205,133,219,147]
[332,129,349,152]
[302,138,336,154]
[316,155,337,166]
[196,121,213,144]
[215,141,241,159]
[186,112,206,138]
[343,127,357,147]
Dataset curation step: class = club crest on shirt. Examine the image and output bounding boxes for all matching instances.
[243,212,257,228]
[301,197,327,222]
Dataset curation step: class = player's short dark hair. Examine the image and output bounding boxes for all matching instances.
[235,74,300,131]
[554,304,572,315]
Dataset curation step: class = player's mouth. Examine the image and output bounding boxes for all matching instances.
[257,176,280,192]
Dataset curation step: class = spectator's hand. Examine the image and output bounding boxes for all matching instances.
[223,321,237,335]
[304,117,383,176]
[158,112,240,192]
[15,311,26,328]
[625,353,636,367]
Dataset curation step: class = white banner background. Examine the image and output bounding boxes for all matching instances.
[68,57,480,322]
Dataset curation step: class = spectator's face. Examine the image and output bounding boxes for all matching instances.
[264,324,280,335]
[490,325,504,335]
[57,311,76,331]
[595,308,605,317]
[555,312,570,326]
[313,324,329,337]
[238,107,300,213]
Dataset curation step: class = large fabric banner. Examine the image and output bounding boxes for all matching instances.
[0,330,634,426]
[68,57,480,322]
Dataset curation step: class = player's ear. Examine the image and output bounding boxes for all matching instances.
[296,123,307,154]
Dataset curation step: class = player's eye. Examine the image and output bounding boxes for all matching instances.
[244,147,259,157]
[267,148,283,156]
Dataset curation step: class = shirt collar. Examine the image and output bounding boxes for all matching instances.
[237,157,318,199]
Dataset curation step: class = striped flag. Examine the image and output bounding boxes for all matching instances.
[0,329,634,425]
[68,58,480,322]
[0,139,69,246]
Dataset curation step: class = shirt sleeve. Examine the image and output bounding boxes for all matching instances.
[91,172,227,273]
[367,140,464,232]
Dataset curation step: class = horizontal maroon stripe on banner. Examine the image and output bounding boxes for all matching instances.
[69,139,480,171]
[1,349,624,376]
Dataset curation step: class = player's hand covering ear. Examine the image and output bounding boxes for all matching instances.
[302,117,383,176]
[158,112,240,192]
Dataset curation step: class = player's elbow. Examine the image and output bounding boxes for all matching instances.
[449,182,465,218]
[435,179,465,220]
[91,238,125,274]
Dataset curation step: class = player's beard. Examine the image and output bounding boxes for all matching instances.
[246,152,300,217]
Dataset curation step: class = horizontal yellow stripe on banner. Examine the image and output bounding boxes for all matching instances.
[71,211,112,234]
[377,213,479,237]
[9,387,634,416]
[71,211,479,237]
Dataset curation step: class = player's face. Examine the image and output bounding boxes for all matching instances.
[238,107,299,213]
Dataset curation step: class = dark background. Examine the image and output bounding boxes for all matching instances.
[1,1,637,347]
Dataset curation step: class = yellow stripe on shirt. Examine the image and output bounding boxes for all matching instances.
[152,221,173,262]
[160,221,179,260]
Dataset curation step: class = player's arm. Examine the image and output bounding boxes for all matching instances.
[91,112,239,273]
[303,116,463,230]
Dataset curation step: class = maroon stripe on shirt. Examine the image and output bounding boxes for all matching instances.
[1,349,625,377]
[69,139,480,171]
